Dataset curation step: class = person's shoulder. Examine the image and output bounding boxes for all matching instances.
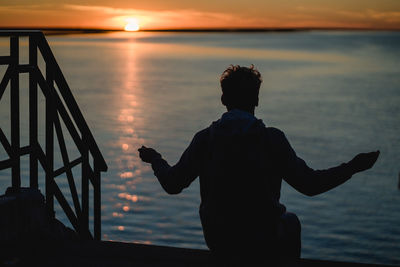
[187,127,211,155]
[264,126,286,138]
[191,127,211,145]
[263,127,291,150]
[194,127,210,138]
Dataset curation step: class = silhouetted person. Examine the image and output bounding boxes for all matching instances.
[138,65,379,262]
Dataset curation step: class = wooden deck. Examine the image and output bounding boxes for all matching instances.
[0,241,393,267]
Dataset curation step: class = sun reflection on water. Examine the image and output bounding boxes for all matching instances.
[122,206,130,212]
[107,36,152,241]
[112,212,124,218]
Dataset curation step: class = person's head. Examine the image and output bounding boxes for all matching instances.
[220,64,262,113]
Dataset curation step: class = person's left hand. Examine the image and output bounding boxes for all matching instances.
[138,146,161,163]
[348,150,380,173]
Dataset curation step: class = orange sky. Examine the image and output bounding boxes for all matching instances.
[1,0,400,30]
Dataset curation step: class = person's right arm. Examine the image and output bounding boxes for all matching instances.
[270,128,380,196]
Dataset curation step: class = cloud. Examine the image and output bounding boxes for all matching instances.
[64,4,241,29]
[333,9,400,28]
[0,4,61,14]
[63,4,286,29]
[65,4,127,14]
[290,6,400,29]
[366,10,400,23]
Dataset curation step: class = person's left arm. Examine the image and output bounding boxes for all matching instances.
[138,131,206,194]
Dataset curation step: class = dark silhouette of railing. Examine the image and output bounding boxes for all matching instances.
[0,30,107,240]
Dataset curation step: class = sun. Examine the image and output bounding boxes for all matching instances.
[124,18,140,31]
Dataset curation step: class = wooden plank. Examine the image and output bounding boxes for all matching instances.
[94,160,101,241]
[86,163,96,187]
[0,66,12,101]
[29,35,38,188]
[34,68,86,155]
[54,112,82,221]
[10,36,20,189]
[0,158,12,170]
[53,157,82,177]
[46,63,54,218]
[19,145,32,156]
[18,64,35,73]
[81,136,89,239]
[37,36,107,171]
[52,181,80,233]
[36,145,48,172]
[53,92,86,153]
[0,128,12,157]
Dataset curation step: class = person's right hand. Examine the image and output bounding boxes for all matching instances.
[138,146,161,163]
[348,151,380,173]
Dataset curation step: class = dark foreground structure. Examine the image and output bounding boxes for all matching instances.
[0,185,394,267]
[0,186,394,267]
[0,240,394,267]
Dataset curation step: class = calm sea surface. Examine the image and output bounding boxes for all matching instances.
[0,31,399,265]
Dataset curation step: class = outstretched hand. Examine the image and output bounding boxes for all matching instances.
[138,145,161,163]
[348,151,380,173]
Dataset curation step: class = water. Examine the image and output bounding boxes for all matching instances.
[0,31,399,265]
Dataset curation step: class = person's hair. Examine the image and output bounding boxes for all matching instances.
[220,64,262,110]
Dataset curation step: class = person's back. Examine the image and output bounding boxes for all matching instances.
[199,109,279,257]
[138,65,379,261]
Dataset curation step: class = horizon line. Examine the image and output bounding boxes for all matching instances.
[1,27,399,34]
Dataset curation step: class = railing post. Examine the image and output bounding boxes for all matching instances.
[94,160,101,241]
[29,35,38,188]
[81,136,89,238]
[46,63,55,218]
[10,36,20,189]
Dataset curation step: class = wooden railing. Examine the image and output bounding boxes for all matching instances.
[0,30,107,240]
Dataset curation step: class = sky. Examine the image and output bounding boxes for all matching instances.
[1,0,400,30]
